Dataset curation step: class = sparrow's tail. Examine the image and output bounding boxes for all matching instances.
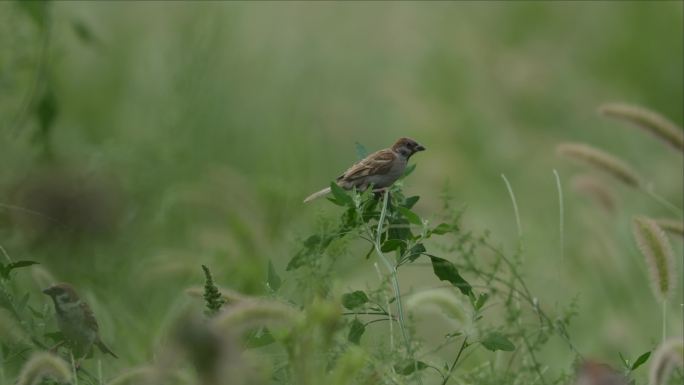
[303,187,332,203]
[96,339,118,358]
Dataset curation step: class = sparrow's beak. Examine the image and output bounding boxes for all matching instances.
[415,144,426,152]
[42,287,54,296]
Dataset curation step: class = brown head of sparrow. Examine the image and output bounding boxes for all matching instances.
[43,282,118,359]
[304,137,426,203]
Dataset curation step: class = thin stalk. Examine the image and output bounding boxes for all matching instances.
[501,174,524,253]
[553,170,564,273]
[644,189,683,217]
[440,336,469,385]
[374,262,394,351]
[662,299,667,344]
[373,190,422,385]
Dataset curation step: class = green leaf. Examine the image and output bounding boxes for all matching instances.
[330,182,353,207]
[429,256,473,296]
[403,196,420,209]
[245,327,276,349]
[394,360,428,375]
[267,260,281,292]
[630,351,651,371]
[381,239,405,253]
[397,207,422,226]
[17,0,49,29]
[430,223,453,235]
[355,142,368,160]
[474,293,489,311]
[348,318,365,344]
[481,332,515,352]
[405,243,426,263]
[342,291,369,310]
[401,163,417,179]
[72,19,97,45]
[1,261,39,278]
[44,331,65,343]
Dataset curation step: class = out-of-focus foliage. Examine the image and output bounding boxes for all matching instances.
[0,1,682,384]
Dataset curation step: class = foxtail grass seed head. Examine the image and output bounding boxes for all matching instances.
[0,309,32,346]
[105,367,160,385]
[212,300,301,335]
[654,218,684,237]
[406,288,467,324]
[571,174,617,213]
[649,338,684,385]
[185,286,248,304]
[16,352,72,385]
[599,103,684,152]
[632,216,676,302]
[557,143,642,188]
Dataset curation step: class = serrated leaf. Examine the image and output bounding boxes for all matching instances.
[381,239,405,253]
[348,318,365,344]
[403,196,420,209]
[397,207,422,226]
[330,183,353,207]
[481,332,515,352]
[342,291,369,310]
[355,142,368,160]
[267,260,281,292]
[430,223,453,235]
[429,256,473,296]
[394,360,428,375]
[630,351,651,371]
[405,243,426,263]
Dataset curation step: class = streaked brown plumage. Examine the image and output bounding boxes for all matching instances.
[43,283,117,359]
[304,137,426,203]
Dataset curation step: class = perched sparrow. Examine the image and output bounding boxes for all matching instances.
[575,360,628,385]
[304,137,426,203]
[43,283,118,359]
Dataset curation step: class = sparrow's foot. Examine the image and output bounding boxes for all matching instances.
[372,188,390,200]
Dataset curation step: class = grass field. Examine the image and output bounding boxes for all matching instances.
[1,2,682,385]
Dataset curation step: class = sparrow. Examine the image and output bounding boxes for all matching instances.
[304,137,426,203]
[43,283,118,359]
[574,361,628,385]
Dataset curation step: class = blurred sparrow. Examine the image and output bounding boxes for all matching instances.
[43,283,118,359]
[575,361,628,385]
[304,137,426,203]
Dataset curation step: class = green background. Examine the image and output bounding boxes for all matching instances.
[1,1,682,382]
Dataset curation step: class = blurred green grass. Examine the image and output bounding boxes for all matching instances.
[1,0,682,379]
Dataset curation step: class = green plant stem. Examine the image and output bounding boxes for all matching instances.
[553,170,564,275]
[501,174,523,253]
[662,299,667,344]
[643,189,683,217]
[480,243,582,358]
[440,336,469,385]
[373,190,423,385]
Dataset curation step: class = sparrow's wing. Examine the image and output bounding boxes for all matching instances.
[80,301,100,333]
[338,149,396,182]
